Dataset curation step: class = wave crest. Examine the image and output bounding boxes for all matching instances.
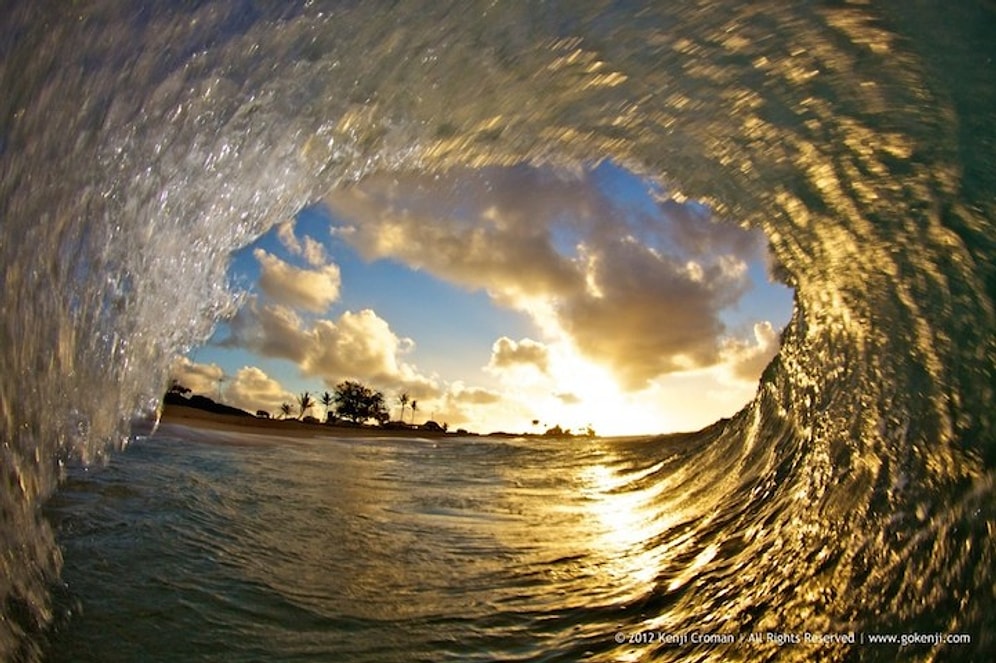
[1,1,993,659]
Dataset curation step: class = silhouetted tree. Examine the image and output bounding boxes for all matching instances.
[397,392,409,422]
[320,391,333,422]
[334,380,389,424]
[280,403,293,419]
[410,400,418,425]
[297,392,315,420]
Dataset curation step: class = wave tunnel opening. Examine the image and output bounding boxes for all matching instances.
[170,162,795,439]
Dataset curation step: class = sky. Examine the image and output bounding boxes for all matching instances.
[174,162,794,436]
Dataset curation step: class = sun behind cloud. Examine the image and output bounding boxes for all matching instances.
[325,165,788,390]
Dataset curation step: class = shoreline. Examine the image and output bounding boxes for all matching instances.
[148,404,461,440]
[144,403,691,443]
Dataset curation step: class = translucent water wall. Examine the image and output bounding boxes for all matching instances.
[1,1,993,659]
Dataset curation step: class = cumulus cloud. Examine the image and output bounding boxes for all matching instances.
[448,382,503,406]
[325,166,768,389]
[655,198,764,260]
[225,366,297,415]
[169,359,300,416]
[306,309,408,378]
[254,248,341,313]
[301,236,328,268]
[721,321,780,382]
[168,356,224,396]
[325,168,585,306]
[557,236,749,389]
[276,220,302,255]
[221,298,440,398]
[276,220,329,268]
[487,336,550,374]
[223,302,307,363]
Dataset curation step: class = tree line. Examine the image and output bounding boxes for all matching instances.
[170,377,436,429]
[282,380,391,425]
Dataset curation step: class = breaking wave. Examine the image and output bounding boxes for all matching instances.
[1,1,993,660]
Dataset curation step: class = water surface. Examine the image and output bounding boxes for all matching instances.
[47,425,715,661]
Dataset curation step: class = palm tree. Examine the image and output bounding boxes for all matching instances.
[280,403,293,419]
[397,392,409,422]
[410,400,418,425]
[320,391,333,422]
[297,391,315,420]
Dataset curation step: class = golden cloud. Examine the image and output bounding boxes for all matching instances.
[326,167,769,390]
[168,356,224,396]
[225,366,297,415]
[487,336,550,373]
[254,248,341,313]
[222,299,440,398]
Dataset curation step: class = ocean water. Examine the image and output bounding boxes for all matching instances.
[45,425,734,662]
[1,1,994,661]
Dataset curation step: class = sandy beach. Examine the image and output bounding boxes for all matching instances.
[151,403,455,440]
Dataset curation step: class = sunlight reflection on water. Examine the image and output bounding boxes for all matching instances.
[578,461,668,591]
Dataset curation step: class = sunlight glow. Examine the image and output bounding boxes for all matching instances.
[577,460,669,591]
[482,337,765,437]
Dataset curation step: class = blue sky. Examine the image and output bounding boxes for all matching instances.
[178,162,793,435]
